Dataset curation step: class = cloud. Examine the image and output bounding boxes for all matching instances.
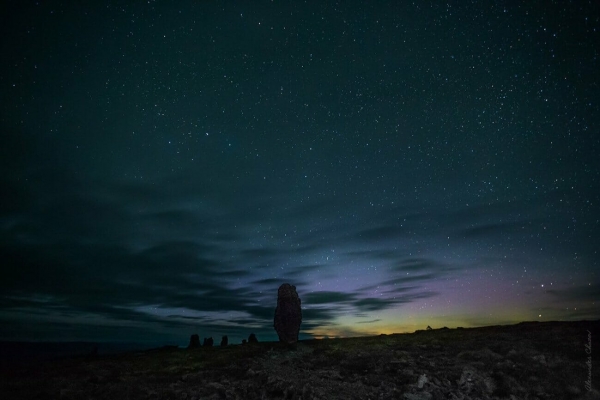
[301,308,339,324]
[546,284,600,303]
[0,235,279,329]
[344,249,399,261]
[302,286,438,311]
[353,289,439,312]
[353,298,399,312]
[390,257,442,273]
[0,171,507,344]
[385,273,438,286]
[286,264,324,277]
[304,291,357,305]
[458,219,543,239]
[353,225,407,242]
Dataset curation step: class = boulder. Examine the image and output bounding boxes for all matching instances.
[273,283,302,345]
[220,335,228,347]
[188,334,200,349]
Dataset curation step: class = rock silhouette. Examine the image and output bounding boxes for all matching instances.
[202,337,213,347]
[220,335,228,347]
[248,333,258,343]
[188,334,200,349]
[274,283,302,345]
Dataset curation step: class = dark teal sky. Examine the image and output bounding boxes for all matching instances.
[1,1,598,345]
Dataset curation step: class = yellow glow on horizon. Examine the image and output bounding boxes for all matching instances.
[303,310,538,339]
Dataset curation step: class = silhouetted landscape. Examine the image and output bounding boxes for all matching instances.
[0,341,158,365]
[1,320,598,399]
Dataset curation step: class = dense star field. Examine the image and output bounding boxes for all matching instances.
[0,1,598,346]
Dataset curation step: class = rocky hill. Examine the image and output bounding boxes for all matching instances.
[1,321,598,399]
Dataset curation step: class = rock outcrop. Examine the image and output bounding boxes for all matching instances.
[274,283,302,345]
[202,337,213,347]
[188,334,200,349]
[248,333,258,343]
[220,335,228,347]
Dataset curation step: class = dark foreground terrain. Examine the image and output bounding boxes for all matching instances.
[1,321,598,400]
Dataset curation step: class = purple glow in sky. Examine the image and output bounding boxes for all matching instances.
[1,1,598,346]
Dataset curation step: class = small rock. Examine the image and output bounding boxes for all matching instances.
[507,349,518,357]
[458,366,476,392]
[318,369,343,381]
[417,374,428,388]
[483,377,496,393]
[206,382,225,396]
[532,354,546,365]
[188,334,200,349]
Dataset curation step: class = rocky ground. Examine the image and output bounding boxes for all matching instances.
[1,321,598,400]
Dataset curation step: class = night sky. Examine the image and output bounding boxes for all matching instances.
[1,1,598,346]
